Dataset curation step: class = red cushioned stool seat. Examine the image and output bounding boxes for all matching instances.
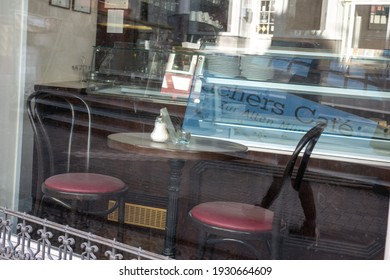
[44,173,126,194]
[190,201,274,232]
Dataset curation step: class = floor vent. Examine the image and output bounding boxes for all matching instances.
[107,201,166,230]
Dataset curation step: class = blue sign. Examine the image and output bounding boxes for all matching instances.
[183,81,379,143]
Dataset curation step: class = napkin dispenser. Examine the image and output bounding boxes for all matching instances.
[160,107,191,145]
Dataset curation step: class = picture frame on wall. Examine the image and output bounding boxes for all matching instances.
[49,0,71,9]
[73,0,92,14]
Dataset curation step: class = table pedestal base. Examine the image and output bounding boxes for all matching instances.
[162,159,185,258]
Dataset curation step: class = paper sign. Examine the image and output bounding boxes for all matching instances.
[105,0,129,9]
[107,9,124,33]
[160,108,179,144]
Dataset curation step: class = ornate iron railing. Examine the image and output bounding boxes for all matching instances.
[0,207,171,260]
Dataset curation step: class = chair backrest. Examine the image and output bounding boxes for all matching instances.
[260,122,326,208]
[27,90,92,192]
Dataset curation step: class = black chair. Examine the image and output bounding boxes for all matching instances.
[27,90,128,229]
[188,122,326,259]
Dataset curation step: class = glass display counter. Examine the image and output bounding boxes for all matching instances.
[87,44,166,91]
[86,43,390,163]
[86,44,200,104]
[183,48,390,164]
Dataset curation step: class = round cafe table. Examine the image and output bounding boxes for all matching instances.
[107,132,248,258]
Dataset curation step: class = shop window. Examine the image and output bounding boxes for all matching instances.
[369,5,389,30]
[256,0,275,35]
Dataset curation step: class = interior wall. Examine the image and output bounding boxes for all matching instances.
[18,1,98,212]
[26,0,98,91]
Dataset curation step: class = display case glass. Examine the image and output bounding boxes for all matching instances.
[183,47,390,163]
[86,44,200,103]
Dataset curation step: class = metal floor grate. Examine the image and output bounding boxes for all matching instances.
[108,201,167,230]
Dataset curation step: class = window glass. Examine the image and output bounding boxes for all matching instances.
[369,5,389,30]
[3,0,388,262]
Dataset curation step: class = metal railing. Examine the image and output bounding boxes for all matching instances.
[0,207,171,260]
